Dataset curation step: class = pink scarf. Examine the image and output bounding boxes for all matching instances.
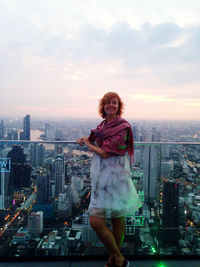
[89,116,134,159]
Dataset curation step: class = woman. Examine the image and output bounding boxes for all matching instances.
[77,92,142,267]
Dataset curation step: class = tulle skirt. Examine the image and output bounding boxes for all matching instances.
[88,153,142,218]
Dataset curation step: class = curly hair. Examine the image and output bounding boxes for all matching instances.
[99,92,124,118]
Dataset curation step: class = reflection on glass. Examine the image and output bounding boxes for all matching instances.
[0,141,200,257]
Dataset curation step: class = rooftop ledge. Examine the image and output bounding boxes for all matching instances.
[1,140,200,145]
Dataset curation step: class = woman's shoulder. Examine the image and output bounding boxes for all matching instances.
[117,118,132,133]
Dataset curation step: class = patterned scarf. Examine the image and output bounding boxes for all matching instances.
[89,116,134,159]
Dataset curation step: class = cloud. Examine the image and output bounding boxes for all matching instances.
[185,103,200,107]
[1,20,199,88]
[129,94,177,103]
[184,99,200,107]
[1,1,200,119]
[143,23,182,46]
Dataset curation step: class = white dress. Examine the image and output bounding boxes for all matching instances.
[88,153,142,218]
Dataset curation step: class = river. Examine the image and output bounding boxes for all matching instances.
[31,129,44,141]
[30,129,92,156]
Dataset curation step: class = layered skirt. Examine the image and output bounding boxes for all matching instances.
[88,153,142,218]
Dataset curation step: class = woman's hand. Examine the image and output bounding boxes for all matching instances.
[76,137,84,146]
[77,136,90,146]
[78,136,110,158]
[82,136,90,146]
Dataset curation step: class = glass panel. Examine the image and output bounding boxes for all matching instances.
[1,141,200,258]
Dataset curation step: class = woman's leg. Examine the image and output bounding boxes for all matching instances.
[90,216,124,266]
[106,217,125,266]
[111,217,125,248]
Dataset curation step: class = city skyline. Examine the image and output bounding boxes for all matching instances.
[1,0,200,120]
[1,121,200,257]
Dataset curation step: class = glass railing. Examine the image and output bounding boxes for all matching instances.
[1,140,200,259]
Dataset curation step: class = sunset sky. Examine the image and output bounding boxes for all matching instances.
[1,0,200,120]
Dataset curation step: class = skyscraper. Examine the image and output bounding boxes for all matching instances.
[23,114,30,140]
[162,178,180,245]
[143,145,160,204]
[36,169,51,204]
[142,126,161,204]
[28,211,43,237]
[45,123,54,140]
[0,172,5,209]
[31,143,45,167]
[0,172,10,209]
[20,114,30,140]
[132,123,139,141]
[0,120,4,139]
[54,154,65,198]
[7,145,31,191]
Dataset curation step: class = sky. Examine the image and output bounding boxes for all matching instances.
[1,0,200,120]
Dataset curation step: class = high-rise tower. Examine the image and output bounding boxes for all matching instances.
[20,114,30,140]
[132,123,139,141]
[23,114,30,140]
[143,145,160,204]
[162,178,180,245]
[28,211,43,237]
[31,143,45,167]
[0,172,6,209]
[36,169,51,204]
[7,145,31,191]
[54,154,65,198]
[0,120,4,139]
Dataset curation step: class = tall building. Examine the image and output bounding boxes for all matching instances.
[55,128,64,140]
[20,114,30,140]
[45,123,50,139]
[161,144,171,159]
[161,161,173,179]
[162,178,180,245]
[142,127,161,203]
[28,211,43,237]
[0,172,5,209]
[54,154,65,198]
[45,123,54,140]
[143,145,160,204]
[0,172,8,209]
[36,169,51,204]
[0,172,10,209]
[7,145,31,191]
[57,192,72,218]
[152,126,161,142]
[0,120,4,139]
[23,114,30,140]
[132,123,139,141]
[31,143,45,167]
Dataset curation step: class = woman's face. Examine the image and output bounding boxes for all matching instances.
[104,96,119,117]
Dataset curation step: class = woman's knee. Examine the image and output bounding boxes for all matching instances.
[90,216,105,230]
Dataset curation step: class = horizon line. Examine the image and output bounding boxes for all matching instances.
[1,115,200,122]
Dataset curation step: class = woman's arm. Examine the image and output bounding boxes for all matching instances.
[81,136,111,158]
[77,137,84,146]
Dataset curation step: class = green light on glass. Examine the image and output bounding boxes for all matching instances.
[151,246,157,254]
[157,262,167,267]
